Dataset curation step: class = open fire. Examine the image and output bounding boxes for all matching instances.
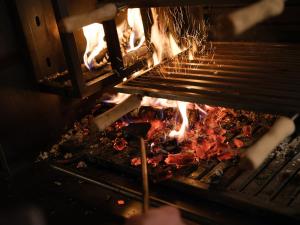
[82,8,147,70]
[10,0,300,221]
[82,23,106,70]
[81,7,191,69]
[105,100,274,168]
[40,99,275,181]
[40,7,277,181]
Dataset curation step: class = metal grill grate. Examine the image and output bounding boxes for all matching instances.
[115,42,300,114]
[53,135,300,222]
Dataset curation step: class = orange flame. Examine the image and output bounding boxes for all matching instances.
[150,8,183,66]
[169,101,189,141]
[127,8,145,52]
[82,23,106,70]
[106,93,207,142]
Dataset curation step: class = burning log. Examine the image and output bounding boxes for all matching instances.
[120,28,133,55]
[214,0,285,38]
[60,3,118,33]
[94,94,142,131]
[240,116,296,170]
[165,152,195,166]
[95,48,108,64]
[123,45,149,66]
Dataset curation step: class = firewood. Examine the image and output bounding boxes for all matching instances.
[123,45,149,66]
[94,94,142,131]
[60,3,117,33]
[95,48,108,63]
[214,0,285,38]
[240,116,296,170]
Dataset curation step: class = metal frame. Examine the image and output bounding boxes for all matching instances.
[115,42,300,114]
[14,0,150,98]
[50,137,300,223]
[51,0,86,96]
[50,0,152,97]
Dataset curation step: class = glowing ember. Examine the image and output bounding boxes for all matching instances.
[46,8,276,182]
[82,23,106,70]
[165,152,195,166]
[127,8,145,52]
[45,97,275,182]
[169,101,189,141]
[117,199,125,205]
[87,102,273,175]
[113,137,128,151]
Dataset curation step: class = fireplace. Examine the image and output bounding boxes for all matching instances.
[1,0,300,224]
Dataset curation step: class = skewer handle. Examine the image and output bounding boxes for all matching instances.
[214,0,285,38]
[241,116,295,169]
[60,3,118,33]
[140,137,149,213]
[94,94,142,131]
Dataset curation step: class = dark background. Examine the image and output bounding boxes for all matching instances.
[0,0,99,174]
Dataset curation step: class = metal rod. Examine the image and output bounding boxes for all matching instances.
[270,167,300,201]
[50,164,215,223]
[115,83,300,113]
[126,78,300,106]
[253,149,300,196]
[102,20,124,75]
[51,0,85,97]
[140,137,149,213]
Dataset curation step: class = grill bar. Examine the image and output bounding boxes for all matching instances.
[270,167,300,201]
[238,154,275,192]
[253,150,300,196]
[115,42,300,114]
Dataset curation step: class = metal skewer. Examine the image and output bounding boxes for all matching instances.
[140,137,149,213]
[123,122,151,213]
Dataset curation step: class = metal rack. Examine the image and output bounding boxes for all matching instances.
[116,42,300,114]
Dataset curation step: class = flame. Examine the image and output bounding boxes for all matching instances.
[188,51,194,60]
[127,8,145,52]
[105,93,131,104]
[105,93,208,142]
[150,8,184,66]
[141,97,179,108]
[102,8,208,140]
[82,23,106,70]
[169,101,189,141]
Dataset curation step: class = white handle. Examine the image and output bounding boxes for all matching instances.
[229,0,285,35]
[94,94,142,131]
[243,116,295,169]
[61,3,118,33]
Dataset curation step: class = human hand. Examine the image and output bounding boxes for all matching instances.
[125,206,186,225]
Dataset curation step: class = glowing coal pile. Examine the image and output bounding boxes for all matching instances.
[40,97,275,181]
